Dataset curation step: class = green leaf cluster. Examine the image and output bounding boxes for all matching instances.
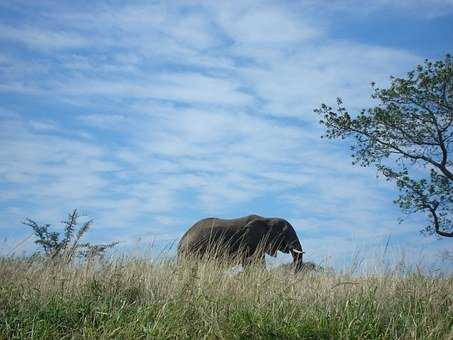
[316,55,452,237]
[23,209,118,262]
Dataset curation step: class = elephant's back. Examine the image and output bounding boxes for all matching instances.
[182,215,260,238]
[177,218,214,254]
[194,215,262,229]
[178,217,233,250]
[177,215,261,255]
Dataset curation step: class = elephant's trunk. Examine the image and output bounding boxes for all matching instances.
[290,240,304,272]
[284,223,304,272]
[291,249,304,271]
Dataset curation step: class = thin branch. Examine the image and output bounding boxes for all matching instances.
[427,204,453,237]
[348,126,453,180]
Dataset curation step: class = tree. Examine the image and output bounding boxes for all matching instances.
[23,209,118,262]
[315,55,452,238]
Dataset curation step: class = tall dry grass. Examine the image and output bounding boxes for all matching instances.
[0,255,452,339]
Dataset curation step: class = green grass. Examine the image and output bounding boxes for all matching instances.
[0,257,452,339]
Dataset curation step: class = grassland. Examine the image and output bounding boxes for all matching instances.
[0,256,452,339]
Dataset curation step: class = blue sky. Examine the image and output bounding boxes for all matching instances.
[0,0,452,271]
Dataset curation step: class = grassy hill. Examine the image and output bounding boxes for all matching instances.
[1,257,452,339]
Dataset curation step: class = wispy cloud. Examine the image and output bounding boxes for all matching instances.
[0,24,89,50]
[0,0,451,270]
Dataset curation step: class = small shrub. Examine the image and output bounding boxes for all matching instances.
[23,209,118,263]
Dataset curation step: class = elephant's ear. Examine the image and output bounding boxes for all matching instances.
[243,218,273,257]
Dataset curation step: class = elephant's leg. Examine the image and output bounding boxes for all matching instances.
[256,254,266,269]
[242,253,266,270]
[248,255,265,273]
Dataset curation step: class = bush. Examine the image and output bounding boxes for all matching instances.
[23,209,118,263]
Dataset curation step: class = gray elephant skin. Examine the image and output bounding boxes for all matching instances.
[177,214,304,270]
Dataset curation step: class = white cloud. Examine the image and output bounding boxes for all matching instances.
[11,72,252,108]
[0,0,450,270]
[78,114,127,129]
[237,42,421,118]
[29,120,59,132]
[0,24,89,50]
[215,3,321,45]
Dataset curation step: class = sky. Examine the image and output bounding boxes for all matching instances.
[0,0,452,272]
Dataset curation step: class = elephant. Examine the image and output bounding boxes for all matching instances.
[177,214,304,271]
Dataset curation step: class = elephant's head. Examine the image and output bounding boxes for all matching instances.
[244,217,304,271]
